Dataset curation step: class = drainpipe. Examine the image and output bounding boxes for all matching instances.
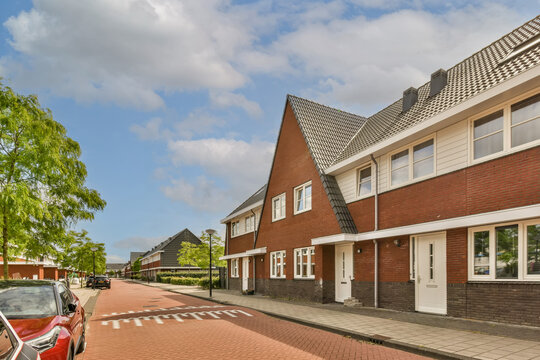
[370,154,379,308]
[225,224,229,290]
[251,209,257,293]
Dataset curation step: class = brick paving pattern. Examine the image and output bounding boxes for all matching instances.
[79,280,429,360]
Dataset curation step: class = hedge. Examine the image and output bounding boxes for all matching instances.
[156,271,208,282]
[166,276,220,288]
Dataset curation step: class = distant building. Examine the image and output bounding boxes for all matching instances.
[140,228,202,281]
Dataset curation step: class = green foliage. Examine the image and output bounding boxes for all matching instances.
[156,271,207,281]
[131,274,141,280]
[162,275,219,288]
[177,232,226,269]
[197,277,220,289]
[132,256,142,273]
[169,277,199,286]
[55,230,106,275]
[0,84,106,279]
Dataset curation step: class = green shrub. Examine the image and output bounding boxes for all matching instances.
[169,277,199,286]
[162,276,171,284]
[157,270,208,279]
[198,277,220,289]
[131,274,141,280]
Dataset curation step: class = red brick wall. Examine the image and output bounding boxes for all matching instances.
[44,267,58,280]
[142,260,160,270]
[354,236,410,282]
[7,264,44,279]
[227,231,254,255]
[348,146,540,231]
[256,103,342,280]
[447,228,468,284]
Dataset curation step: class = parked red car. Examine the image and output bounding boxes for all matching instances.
[0,281,85,360]
[0,310,40,360]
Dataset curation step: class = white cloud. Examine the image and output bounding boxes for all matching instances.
[106,254,126,263]
[114,235,168,250]
[174,110,226,139]
[2,0,261,109]
[209,91,263,118]
[164,137,274,211]
[130,117,165,141]
[268,3,525,112]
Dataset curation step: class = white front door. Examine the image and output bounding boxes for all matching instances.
[335,243,353,302]
[242,257,249,291]
[415,233,447,315]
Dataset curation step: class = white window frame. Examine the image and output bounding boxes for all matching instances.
[293,181,312,215]
[388,135,436,188]
[231,258,239,278]
[231,221,240,237]
[469,90,540,164]
[468,218,540,282]
[294,246,315,279]
[245,214,255,232]
[270,251,286,279]
[272,193,286,222]
[356,163,373,199]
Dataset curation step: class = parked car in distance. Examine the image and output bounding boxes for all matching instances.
[93,276,111,289]
[0,310,40,360]
[85,276,94,288]
[0,280,85,360]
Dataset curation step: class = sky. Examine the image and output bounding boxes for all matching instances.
[0,0,538,263]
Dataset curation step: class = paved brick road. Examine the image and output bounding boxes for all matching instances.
[80,280,430,360]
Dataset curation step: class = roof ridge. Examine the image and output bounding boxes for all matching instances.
[287,94,367,120]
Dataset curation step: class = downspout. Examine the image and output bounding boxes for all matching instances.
[225,223,229,290]
[251,209,257,293]
[370,154,379,308]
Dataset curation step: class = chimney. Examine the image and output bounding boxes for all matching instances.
[429,68,447,97]
[402,87,418,112]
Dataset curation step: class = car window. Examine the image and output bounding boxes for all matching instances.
[0,323,14,360]
[0,286,57,319]
[57,285,72,313]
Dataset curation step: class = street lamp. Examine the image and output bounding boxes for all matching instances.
[90,247,98,290]
[205,229,216,297]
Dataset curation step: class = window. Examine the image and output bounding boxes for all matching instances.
[294,181,312,214]
[231,221,239,236]
[357,165,372,197]
[473,111,504,159]
[471,93,540,160]
[469,219,540,281]
[511,93,540,148]
[272,193,286,221]
[231,259,239,278]
[270,251,286,279]
[245,215,255,232]
[294,247,315,279]
[391,138,435,186]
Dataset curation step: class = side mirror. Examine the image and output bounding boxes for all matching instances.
[67,303,77,313]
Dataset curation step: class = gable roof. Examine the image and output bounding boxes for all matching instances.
[142,228,201,258]
[333,15,540,165]
[221,184,266,223]
[285,95,365,234]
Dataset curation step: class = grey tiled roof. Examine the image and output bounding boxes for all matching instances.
[144,228,201,257]
[129,251,145,263]
[288,95,364,234]
[333,16,540,164]
[288,95,367,170]
[226,184,267,218]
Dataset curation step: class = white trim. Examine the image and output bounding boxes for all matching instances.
[219,252,249,260]
[272,193,286,222]
[231,258,239,278]
[311,204,540,245]
[325,66,540,175]
[388,135,436,189]
[356,162,373,199]
[270,250,286,279]
[246,247,267,255]
[231,220,240,237]
[293,246,315,279]
[293,181,312,215]
[220,200,263,223]
[141,250,164,262]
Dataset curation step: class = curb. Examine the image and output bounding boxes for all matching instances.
[132,281,470,360]
[83,290,101,319]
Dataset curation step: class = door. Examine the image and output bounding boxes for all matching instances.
[415,233,447,315]
[335,244,353,302]
[242,257,249,291]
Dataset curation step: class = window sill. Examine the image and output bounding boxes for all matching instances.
[272,217,286,223]
[293,276,315,280]
[293,208,312,216]
[467,280,540,284]
[270,277,286,280]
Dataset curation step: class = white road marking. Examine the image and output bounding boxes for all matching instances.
[99,308,253,329]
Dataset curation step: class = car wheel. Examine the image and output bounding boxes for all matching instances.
[76,319,86,354]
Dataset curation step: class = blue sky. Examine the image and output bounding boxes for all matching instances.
[0,0,537,263]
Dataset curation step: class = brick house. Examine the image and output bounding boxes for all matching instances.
[123,251,145,278]
[140,228,202,280]
[221,16,540,326]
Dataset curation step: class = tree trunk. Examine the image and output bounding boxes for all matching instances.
[2,210,8,280]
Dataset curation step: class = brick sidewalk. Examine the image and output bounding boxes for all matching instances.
[137,281,540,360]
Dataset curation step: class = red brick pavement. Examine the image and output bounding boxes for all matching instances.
[80,280,430,360]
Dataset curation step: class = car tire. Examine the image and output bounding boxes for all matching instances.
[76,320,86,354]
[67,344,74,360]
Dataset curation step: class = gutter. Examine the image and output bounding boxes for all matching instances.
[251,209,257,293]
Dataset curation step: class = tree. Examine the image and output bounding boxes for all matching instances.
[0,84,106,279]
[177,232,225,269]
[132,256,141,273]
